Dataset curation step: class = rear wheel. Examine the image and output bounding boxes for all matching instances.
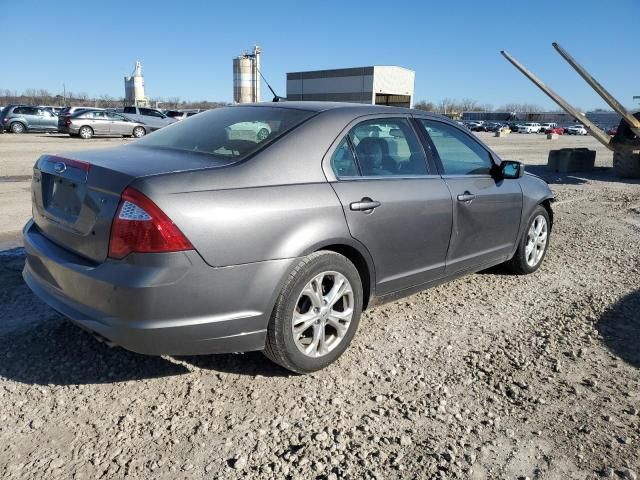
[79,126,93,139]
[10,122,25,134]
[264,251,363,373]
[504,205,550,274]
[132,126,146,138]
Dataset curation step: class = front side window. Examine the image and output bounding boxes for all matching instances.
[347,118,428,176]
[134,106,314,163]
[418,120,493,175]
[124,106,136,114]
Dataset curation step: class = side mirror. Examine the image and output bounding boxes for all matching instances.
[500,160,525,179]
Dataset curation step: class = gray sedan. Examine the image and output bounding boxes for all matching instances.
[58,110,148,139]
[23,103,554,373]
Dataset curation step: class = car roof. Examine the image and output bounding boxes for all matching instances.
[232,101,452,121]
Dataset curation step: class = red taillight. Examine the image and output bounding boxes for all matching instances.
[108,187,193,259]
[64,117,72,126]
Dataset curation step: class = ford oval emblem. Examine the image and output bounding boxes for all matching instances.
[53,162,66,174]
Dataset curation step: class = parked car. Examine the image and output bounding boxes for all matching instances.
[485,122,505,132]
[540,122,558,132]
[226,120,272,141]
[0,105,58,133]
[116,106,177,130]
[517,122,542,134]
[58,109,148,139]
[545,126,565,135]
[165,109,203,121]
[566,124,588,135]
[23,103,554,373]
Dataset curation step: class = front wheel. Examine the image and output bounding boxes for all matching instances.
[263,251,363,373]
[504,205,550,274]
[132,126,146,138]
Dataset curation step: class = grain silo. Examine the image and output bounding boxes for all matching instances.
[124,61,148,106]
[233,46,261,103]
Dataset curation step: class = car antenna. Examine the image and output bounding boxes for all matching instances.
[257,68,286,102]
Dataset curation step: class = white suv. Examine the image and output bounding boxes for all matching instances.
[517,122,542,134]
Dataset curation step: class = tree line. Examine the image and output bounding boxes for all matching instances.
[413,98,565,114]
[0,89,226,110]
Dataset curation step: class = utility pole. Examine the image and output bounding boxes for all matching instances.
[63,83,66,106]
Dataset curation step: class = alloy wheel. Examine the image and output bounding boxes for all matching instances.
[525,214,548,267]
[292,271,354,358]
[79,126,92,139]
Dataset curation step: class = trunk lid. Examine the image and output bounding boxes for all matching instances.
[31,145,228,263]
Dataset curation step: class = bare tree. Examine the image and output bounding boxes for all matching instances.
[414,101,436,112]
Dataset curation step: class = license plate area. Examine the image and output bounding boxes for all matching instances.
[42,174,84,220]
[38,156,91,224]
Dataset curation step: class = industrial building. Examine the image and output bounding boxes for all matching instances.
[124,61,149,107]
[233,46,261,104]
[286,66,415,107]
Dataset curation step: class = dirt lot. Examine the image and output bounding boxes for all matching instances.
[0,131,639,479]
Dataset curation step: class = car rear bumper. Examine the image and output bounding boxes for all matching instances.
[22,219,295,355]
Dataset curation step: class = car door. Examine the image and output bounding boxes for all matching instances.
[139,108,167,129]
[25,107,41,129]
[327,116,453,296]
[106,111,131,135]
[415,118,523,274]
[89,111,110,135]
[40,109,58,130]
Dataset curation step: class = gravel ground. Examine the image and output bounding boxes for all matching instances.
[0,131,639,479]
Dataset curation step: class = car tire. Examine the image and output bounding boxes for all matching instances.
[132,126,146,138]
[504,205,550,275]
[79,126,93,139]
[257,128,269,141]
[10,122,25,134]
[263,251,363,374]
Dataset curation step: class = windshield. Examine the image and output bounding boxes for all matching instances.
[135,106,314,161]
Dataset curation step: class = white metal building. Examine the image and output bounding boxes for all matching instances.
[286,66,415,107]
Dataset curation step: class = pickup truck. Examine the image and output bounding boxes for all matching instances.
[116,106,176,131]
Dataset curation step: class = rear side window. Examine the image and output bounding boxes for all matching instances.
[124,107,136,114]
[347,118,428,176]
[331,137,358,177]
[134,106,314,162]
[418,120,493,175]
[14,107,37,115]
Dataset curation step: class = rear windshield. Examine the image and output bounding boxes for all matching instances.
[134,106,314,161]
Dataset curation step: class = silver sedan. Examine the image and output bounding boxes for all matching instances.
[59,110,148,139]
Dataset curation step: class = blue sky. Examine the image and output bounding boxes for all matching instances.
[2,0,638,110]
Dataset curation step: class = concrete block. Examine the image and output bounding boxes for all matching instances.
[495,130,510,137]
[548,148,596,172]
[546,133,559,140]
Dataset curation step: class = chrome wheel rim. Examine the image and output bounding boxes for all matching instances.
[12,123,24,133]
[257,128,269,141]
[525,214,548,267]
[133,127,145,137]
[292,271,354,358]
[80,127,91,139]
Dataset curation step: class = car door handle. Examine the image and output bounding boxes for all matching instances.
[457,192,476,203]
[350,198,381,211]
